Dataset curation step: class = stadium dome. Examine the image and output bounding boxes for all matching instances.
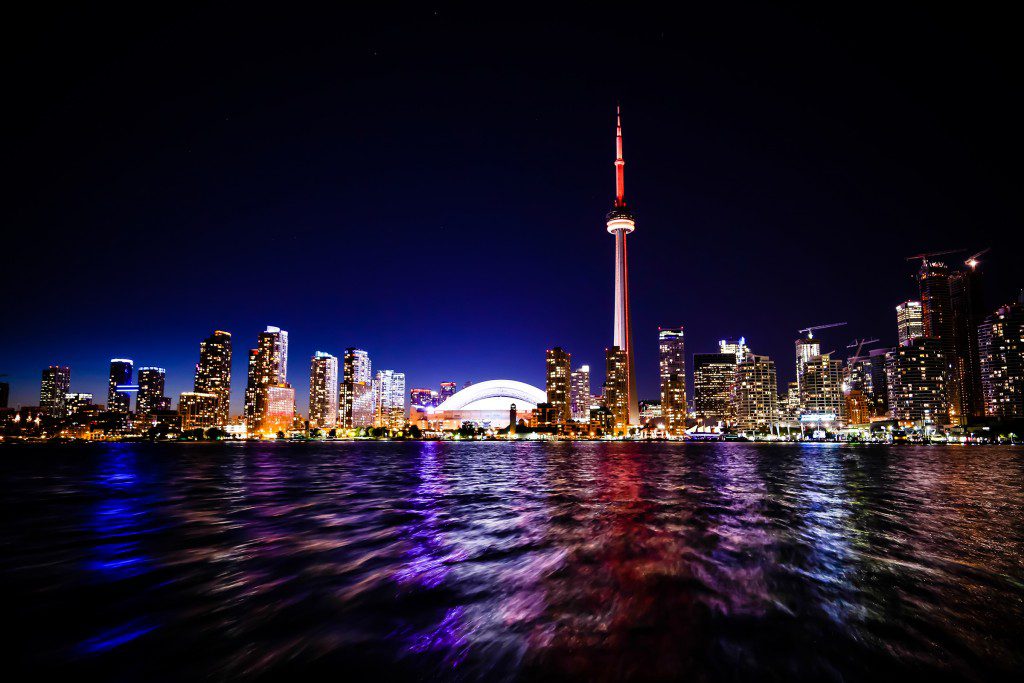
[436,379,547,412]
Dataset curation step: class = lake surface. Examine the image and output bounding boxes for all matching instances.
[1,442,1023,681]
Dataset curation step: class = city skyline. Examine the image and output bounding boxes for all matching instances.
[3,5,1021,412]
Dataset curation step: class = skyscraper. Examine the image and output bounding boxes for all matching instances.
[308,352,339,429]
[264,385,296,434]
[794,335,820,396]
[693,352,735,426]
[570,365,591,421]
[719,337,750,365]
[604,346,629,432]
[40,365,71,415]
[107,359,133,414]
[800,354,844,421]
[606,107,639,425]
[978,297,1024,419]
[896,300,924,346]
[658,327,687,435]
[374,370,406,430]
[194,330,232,426]
[545,347,572,425]
[734,354,778,433]
[64,393,93,417]
[244,326,289,434]
[918,260,962,425]
[439,381,457,403]
[886,337,948,427]
[340,348,373,429]
[136,367,169,416]
[951,264,986,421]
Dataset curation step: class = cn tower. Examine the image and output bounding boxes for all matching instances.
[607,106,639,425]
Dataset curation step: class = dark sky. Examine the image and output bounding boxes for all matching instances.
[3,3,1021,412]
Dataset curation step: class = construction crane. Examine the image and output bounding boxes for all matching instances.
[846,338,880,363]
[798,322,847,340]
[905,248,963,263]
[965,247,991,269]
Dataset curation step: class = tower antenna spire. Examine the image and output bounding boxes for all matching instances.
[615,104,625,207]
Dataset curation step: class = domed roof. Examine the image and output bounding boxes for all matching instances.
[435,379,546,411]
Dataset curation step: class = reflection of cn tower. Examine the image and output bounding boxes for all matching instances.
[607,106,639,424]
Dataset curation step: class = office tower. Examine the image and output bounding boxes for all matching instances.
[264,385,296,434]
[896,301,924,346]
[885,337,948,427]
[439,381,457,403]
[658,327,687,435]
[734,354,778,433]
[718,337,750,365]
[605,107,639,425]
[794,336,821,396]
[545,347,572,425]
[570,365,591,421]
[340,348,373,429]
[136,367,168,416]
[374,370,406,430]
[64,393,93,417]
[194,330,232,426]
[40,365,71,415]
[410,388,437,409]
[917,260,962,425]
[107,359,133,414]
[243,326,289,434]
[0,381,8,408]
[978,297,1024,419]
[308,352,339,429]
[800,354,844,420]
[604,346,629,431]
[178,392,219,430]
[693,353,736,426]
[951,264,986,421]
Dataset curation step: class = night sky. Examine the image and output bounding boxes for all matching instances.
[4,4,1021,413]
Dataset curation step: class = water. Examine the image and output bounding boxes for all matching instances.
[2,442,1023,681]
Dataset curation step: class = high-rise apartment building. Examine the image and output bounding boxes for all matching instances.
[194,330,232,426]
[794,336,821,396]
[545,347,572,425]
[896,300,924,346]
[693,353,736,426]
[885,337,948,427]
[918,261,962,425]
[136,367,169,416]
[978,297,1024,419]
[800,354,844,421]
[308,352,339,429]
[178,392,219,430]
[244,326,290,434]
[658,327,687,435]
[570,365,591,421]
[40,365,71,415]
[868,347,891,416]
[604,346,629,431]
[340,348,373,429]
[264,385,296,434]
[734,354,778,433]
[107,359,133,414]
[374,370,406,430]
